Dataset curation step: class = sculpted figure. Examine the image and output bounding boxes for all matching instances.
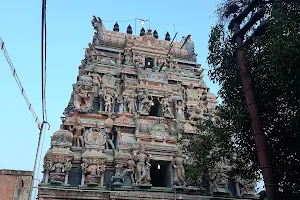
[176,100,185,120]
[104,117,115,152]
[116,96,124,113]
[124,48,132,64]
[209,156,230,194]
[117,52,122,65]
[145,155,151,184]
[188,101,204,120]
[74,84,93,111]
[134,53,143,66]
[69,118,85,147]
[82,158,106,186]
[126,94,136,114]
[158,94,173,117]
[121,154,135,184]
[92,74,101,94]
[172,150,186,186]
[133,144,148,184]
[140,95,153,114]
[103,89,115,113]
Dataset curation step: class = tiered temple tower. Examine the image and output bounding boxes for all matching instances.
[38,17,257,200]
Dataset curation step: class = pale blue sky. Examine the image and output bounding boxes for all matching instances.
[0,0,221,180]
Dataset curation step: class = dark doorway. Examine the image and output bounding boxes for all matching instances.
[150,160,172,188]
[149,97,163,117]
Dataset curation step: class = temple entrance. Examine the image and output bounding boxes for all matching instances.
[150,160,172,188]
[149,97,163,117]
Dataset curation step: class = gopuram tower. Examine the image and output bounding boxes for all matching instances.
[38,17,257,200]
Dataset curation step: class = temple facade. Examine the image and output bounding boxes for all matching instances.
[38,17,257,200]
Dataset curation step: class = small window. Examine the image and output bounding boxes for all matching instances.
[145,57,154,68]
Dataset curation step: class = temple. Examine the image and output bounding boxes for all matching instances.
[38,17,257,200]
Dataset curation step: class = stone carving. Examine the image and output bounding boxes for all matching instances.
[209,157,230,194]
[172,150,186,186]
[104,117,115,152]
[73,83,94,113]
[117,52,123,65]
[237,177,256,196]
[175,100,185,120]
[91,74,101,94]
[158,94,174,118]
[42,127,74,185]
[140,95,154,115]
[126,94,136,114]
[102,74,116,87]
[137,67,167,83]
[82,156,106,186]
[206,92,218,112]
[50,125,73,147]
[169,120,183,138]
[49,155,72,185]
[115,114,130,124]
[124,47,133,64]
[91,16,103,32]
[188,101,205,121]
[150,121,169,138]
[99,57,116,65]
[84,126,106,149]
[121,153,136,185]
[133,144,150,185]
[134,52,144,67]
[115,96,124,112]
[157,56,166,67]
[69,118,85,147]
[103,89,116,114]
[183,122,195,133]
[85,43,98,62]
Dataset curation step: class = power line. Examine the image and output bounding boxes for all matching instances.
[0,37,42,129]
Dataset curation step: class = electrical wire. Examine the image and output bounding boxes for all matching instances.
[29,0,49,199]
[102,19,135,23]
[0,37,42,129]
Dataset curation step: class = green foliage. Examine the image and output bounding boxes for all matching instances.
[186,0,300,199]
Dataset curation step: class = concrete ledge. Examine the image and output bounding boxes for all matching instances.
[0,169,32,176]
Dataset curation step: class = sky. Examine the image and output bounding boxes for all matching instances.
[0,0,243,190]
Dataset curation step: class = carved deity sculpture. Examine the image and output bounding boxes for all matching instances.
[82,157,106,186]
[175,100,185,120]
[49,155,73,185]
[188,101,204,120]
[69,118,85,147]
[124,48,132,64]
[172,150,186,187]
[126,94,136,114]
[103,89,115,113]
[145,154,151,184]
[117,52,123,65]
[158,94,174,118]
[134,53,144,67]
[133,144,148,184]
[115,96,124,113]
[209,156,230,194]
[121,154,136,184]
[104,117,115,152]
[73,84,94,113]
[92,74,101,94]
[140,95,153,115]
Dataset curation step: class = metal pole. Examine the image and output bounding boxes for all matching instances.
[233,22,278,200]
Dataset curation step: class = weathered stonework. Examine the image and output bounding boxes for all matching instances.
[38,16,258,200]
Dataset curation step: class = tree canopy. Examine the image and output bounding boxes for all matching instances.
[186,0,300,199]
